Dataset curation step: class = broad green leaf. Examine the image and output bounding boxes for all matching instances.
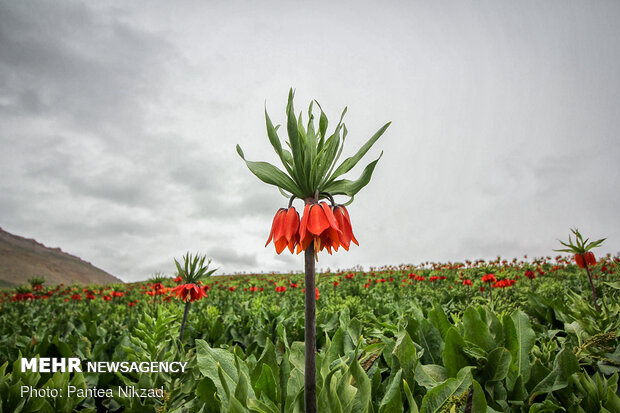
[471,380,487,413]
[463,307,495,353]
[505,310,536,387]
[529,348,580,403]
[254,364,278,403]
[442,327,469,378]
[350,350,371,413]
[428,304,452,340]
[196,377,220,412]
[379,370,403,413]
[236,145,302,195]
[483,347,512,382]
[420,367,473,413]
[248,398,280,413]
[416,320,443,365]
[393,331,419,386]
[414,364,448,390]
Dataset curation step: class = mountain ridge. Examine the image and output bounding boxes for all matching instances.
[0,227,123,287]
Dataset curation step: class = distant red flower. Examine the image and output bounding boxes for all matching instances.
[173,276,183,284]
[103,295,112,301]
[333,281,339,287]
[275,286,287,293]
[482,274,496,283]
[524,270,535,280]
[462,279,472,286]
[70,294,82,301]
[171,284,206,302]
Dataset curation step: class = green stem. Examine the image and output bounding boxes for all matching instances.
[179,301,191,341]
[584,263,600,313]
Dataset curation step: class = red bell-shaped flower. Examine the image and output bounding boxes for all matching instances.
[171,283,206,302]
[297,202,342,254]
[266,207,300,254]
[585,251,596,266]
[332,205,358,251]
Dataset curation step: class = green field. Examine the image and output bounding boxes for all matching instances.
[1,255,619,412]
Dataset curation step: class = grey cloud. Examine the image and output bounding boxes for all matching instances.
[1,1,618,281]
[0,1,175,140]
[209,246,258,268]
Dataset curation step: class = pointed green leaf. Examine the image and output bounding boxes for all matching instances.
[328,122,390,182]
[236,145,302,196]
[322,153,383,196]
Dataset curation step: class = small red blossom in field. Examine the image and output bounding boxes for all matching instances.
[228,286,236,292]
[111,291,124,298]
[172,284,206,302]
[249,286,258,292]
[462,279,472,286]
[174,276,183,284]
[429,276,439,282]
[128,301,136,307]
[275,286,287,293]
[333,281,339,287]
[482,274,496,283]
[102,295,112,301]
[479,287,485,292]
[70,294,82,301]
[524,270,535,280]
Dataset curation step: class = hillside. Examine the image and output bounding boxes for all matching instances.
[0,227,122,287]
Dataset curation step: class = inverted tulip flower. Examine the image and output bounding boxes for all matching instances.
[173,253,217,341]
[237,89,389,413]
[555,228,606,312]
[266,207,300,254]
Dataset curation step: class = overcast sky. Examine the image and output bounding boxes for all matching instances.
[1,1,618,282]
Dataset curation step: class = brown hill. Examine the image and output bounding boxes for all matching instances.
[0,227,123,287]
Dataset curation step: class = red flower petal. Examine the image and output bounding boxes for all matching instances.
[283,207,300,242]
[307,204,329,235]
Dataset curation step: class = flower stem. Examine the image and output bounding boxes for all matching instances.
[304,241,317,413]
[179,301,191,341]
[584,263,600,313]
